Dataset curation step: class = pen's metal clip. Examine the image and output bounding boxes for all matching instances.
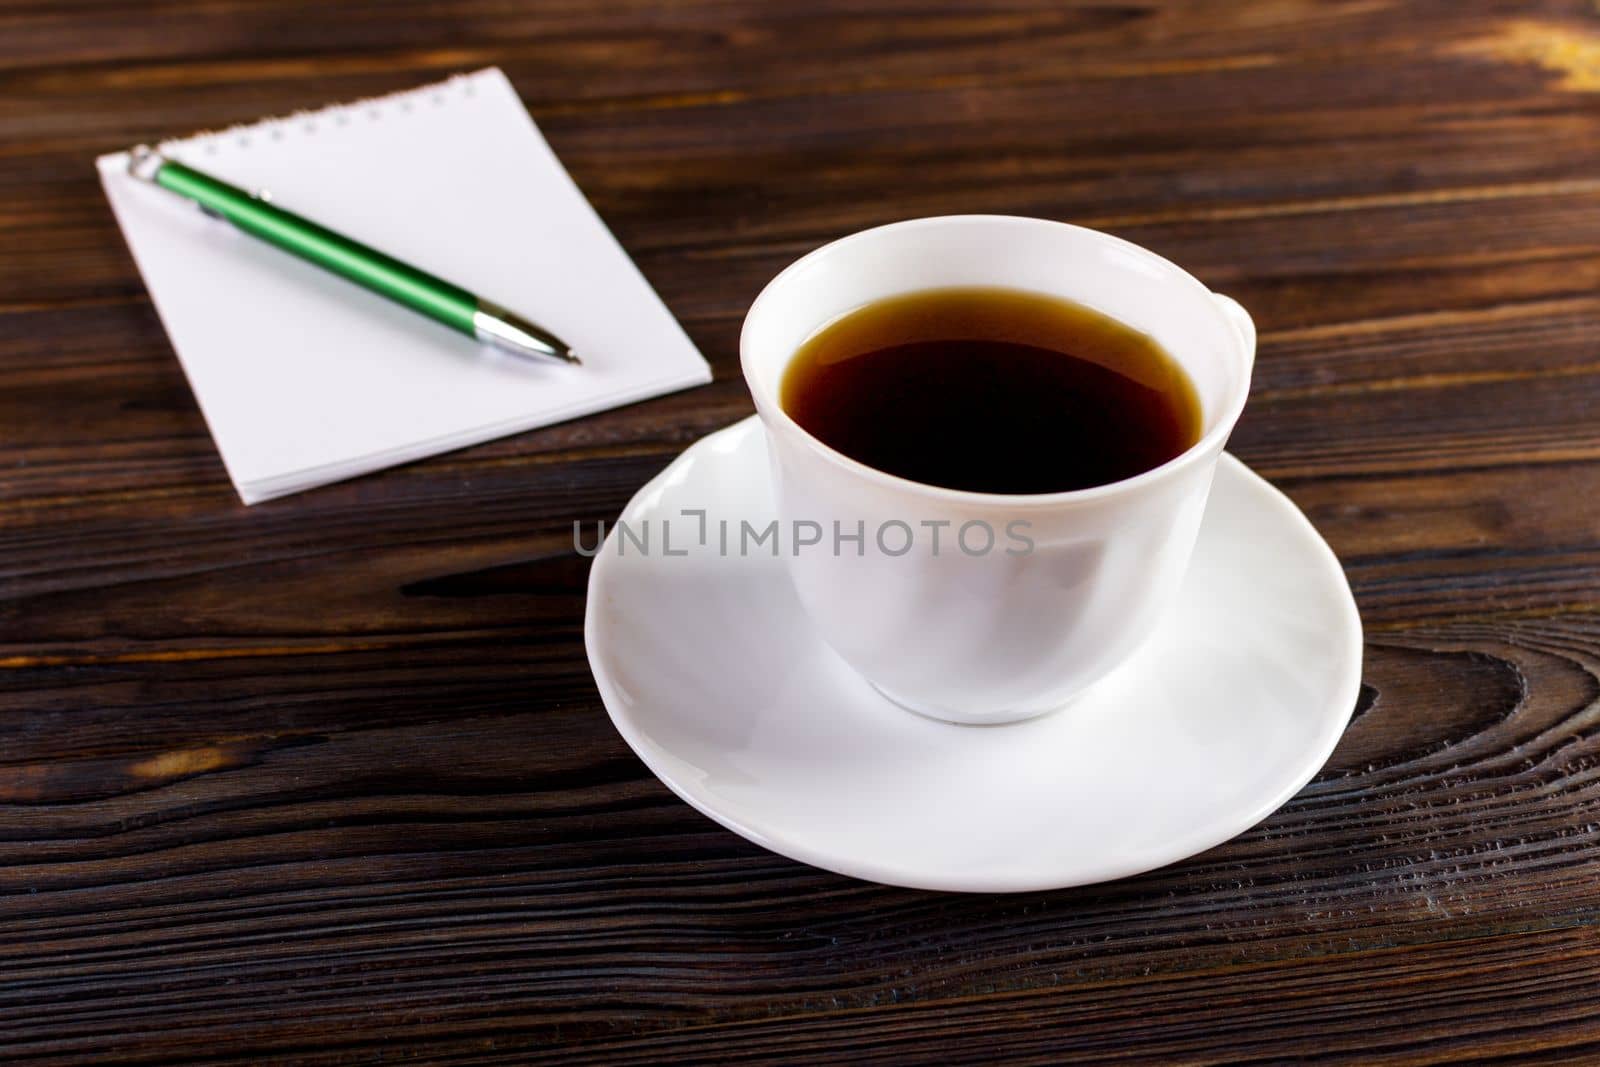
[126,144,165,184]
[127,143,225,220]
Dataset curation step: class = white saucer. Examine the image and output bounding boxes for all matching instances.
[584,416,1363,892]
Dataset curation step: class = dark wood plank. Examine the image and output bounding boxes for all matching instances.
[5,0,1600,1062]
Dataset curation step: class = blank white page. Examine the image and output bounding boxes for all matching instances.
[98,68,710,503]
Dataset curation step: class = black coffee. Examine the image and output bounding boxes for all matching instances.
[779,286,1202,494]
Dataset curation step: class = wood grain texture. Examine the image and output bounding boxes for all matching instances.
[4,0,1600,1061]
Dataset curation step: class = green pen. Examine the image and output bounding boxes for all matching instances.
[126,145,579,365]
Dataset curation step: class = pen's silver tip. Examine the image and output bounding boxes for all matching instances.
[473,300,579,367]
[563,351,582,366]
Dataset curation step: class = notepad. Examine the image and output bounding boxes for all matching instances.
[97,68,711,504]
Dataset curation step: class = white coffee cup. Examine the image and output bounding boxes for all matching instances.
[741,215,1255,724]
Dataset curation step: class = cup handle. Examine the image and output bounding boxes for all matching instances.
[1210,292,1256,369]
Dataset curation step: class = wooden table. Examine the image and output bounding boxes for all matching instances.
[6,1,1600,1061]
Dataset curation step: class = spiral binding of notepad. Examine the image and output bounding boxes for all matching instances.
[151,70,490,162]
